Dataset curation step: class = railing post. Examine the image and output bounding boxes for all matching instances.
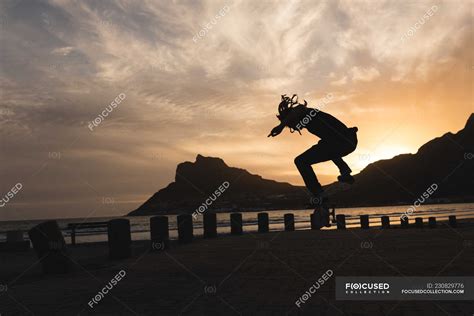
[400,217,409,228]
[360,215,369,229]
[150,216,169,250]
[108,219,132,259]
[28,220,71,274]
[448,215,457,228]
[310,213,321,230]
[5,230,29,251]
[230,213,243,235]
[71,226,76,246]
[381,216,390,229]
[203,213,217,238]
[428,217,437,228]
[177,214,193,243]
[284,213,295,231]
[6,230,23,242]
[258,212,269,233]
[336,214,346,229]
[415,217,423,228]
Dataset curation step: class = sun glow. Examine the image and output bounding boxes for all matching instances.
[351,144,414,172]
[375,145,414,160]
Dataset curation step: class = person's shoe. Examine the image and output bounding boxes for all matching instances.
[338,174,355,184]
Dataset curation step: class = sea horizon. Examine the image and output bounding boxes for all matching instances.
[2,202,473,244]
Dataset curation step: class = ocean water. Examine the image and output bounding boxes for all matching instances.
[1,203,473,244]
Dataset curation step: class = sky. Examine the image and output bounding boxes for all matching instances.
[0,0,473,221]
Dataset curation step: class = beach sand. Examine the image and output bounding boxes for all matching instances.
[1,220,474,315]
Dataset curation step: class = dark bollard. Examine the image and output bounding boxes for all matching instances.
[230,213,243,235]
[28,220,71,274]
[448,215,457,228]
[400,216,409,228]
[177,214,193,243]
[381,216,390,229]
[284,213,295,231]
[336,214,346,229]
[415,217,423,228]
[203,213,217,238]
[150,216,169,250]
[3,230,30,252]
[428,217,437,228]
[108,219,131,259]
[258,212,269,233]
[360,215,370,229]
[7,230,23,242]
[310,213,321,230]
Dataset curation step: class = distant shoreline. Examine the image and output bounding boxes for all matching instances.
[127,199,474,216]
[0,201,473,223]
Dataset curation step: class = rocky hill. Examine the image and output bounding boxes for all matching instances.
[328,113,474,206]
[129,154,309,215]
[129,113,474,215]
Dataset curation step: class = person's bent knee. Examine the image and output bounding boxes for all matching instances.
[294,155,305,167]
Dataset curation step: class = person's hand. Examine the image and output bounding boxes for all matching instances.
[268,124,284,137]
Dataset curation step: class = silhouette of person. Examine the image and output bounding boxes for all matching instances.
[268,94,358,201]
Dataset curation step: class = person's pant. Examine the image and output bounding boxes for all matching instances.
[294,132,357,196]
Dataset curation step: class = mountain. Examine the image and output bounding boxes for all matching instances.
[128,154,309,216]
[129,114,474,215]
[328,113,474,206]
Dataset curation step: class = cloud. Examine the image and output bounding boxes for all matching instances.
[331,76,347,86]
[350,66,380,82]
[51,46,75,56]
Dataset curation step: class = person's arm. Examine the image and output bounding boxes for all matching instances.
[267,121,285,137]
